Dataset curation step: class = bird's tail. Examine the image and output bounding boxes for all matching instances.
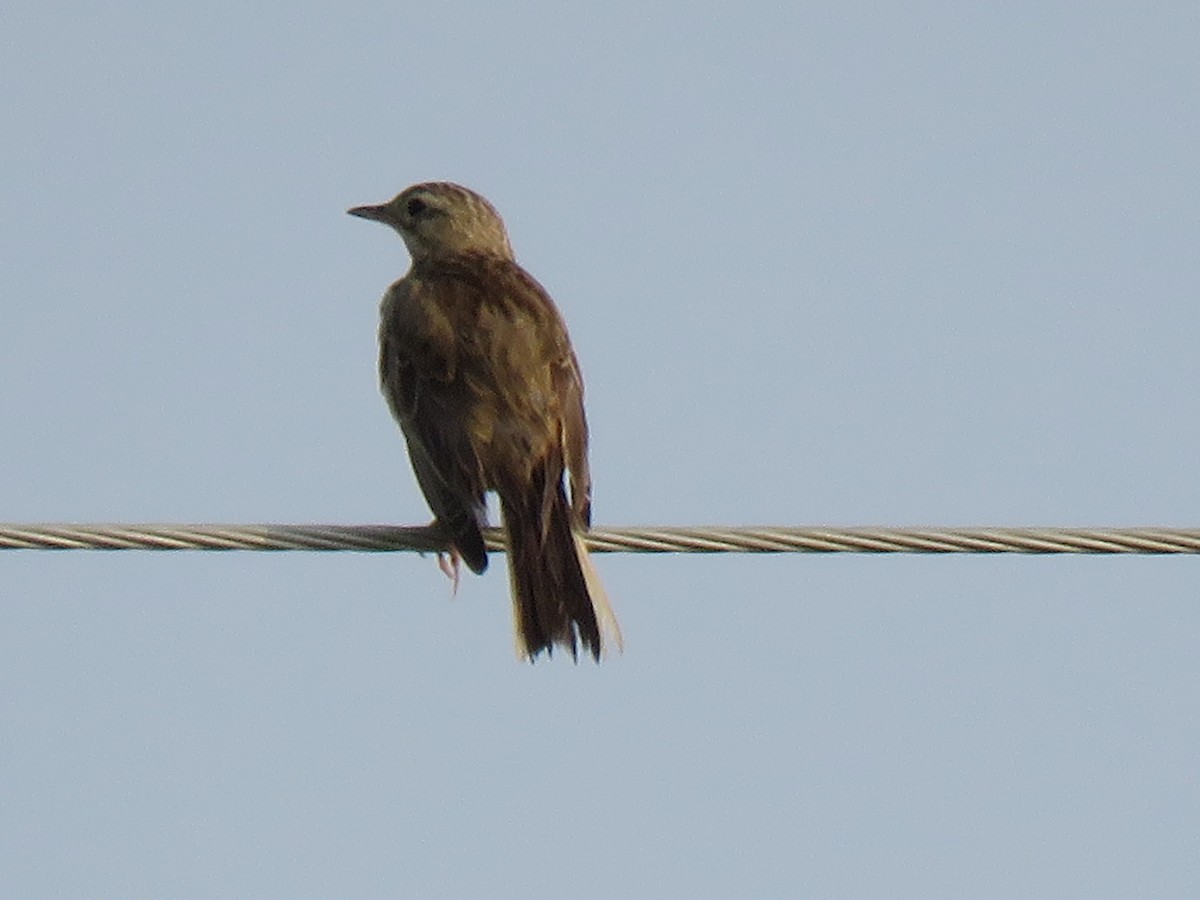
[499,471,622,662]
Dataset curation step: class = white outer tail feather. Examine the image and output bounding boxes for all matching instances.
[574,531,624,659]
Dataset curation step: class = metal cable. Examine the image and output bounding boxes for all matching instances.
[1,523,1199,554]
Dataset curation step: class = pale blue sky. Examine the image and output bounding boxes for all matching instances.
[2,2,1198,897]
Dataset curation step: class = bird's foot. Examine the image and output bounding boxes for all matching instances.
[437,547,462,597]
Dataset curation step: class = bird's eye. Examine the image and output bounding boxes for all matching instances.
[406,197,428,217]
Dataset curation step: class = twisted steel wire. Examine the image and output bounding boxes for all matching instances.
[1,523,1199,554]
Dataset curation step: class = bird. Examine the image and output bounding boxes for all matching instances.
[348,181,622,662]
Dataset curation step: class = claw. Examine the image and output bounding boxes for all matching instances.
[437,547,462,597]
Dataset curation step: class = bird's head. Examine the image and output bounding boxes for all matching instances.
[348,182,514,263]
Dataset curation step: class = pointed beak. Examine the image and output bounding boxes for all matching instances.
[347,203,391,223]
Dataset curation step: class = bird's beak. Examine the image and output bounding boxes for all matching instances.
[347,203,391,223]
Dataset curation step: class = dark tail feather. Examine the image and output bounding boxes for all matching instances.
[500,475,619,662]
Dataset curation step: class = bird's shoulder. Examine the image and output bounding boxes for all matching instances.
[388,254,571,352]
[425,254,566,312]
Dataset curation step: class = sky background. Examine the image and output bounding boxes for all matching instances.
[2,2,1198,897]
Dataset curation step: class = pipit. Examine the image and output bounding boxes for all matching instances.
[349,182,621,661]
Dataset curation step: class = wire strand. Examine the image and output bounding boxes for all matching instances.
[1,524,1199,554]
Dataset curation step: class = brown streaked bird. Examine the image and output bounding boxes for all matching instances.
[348,182,621,662]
